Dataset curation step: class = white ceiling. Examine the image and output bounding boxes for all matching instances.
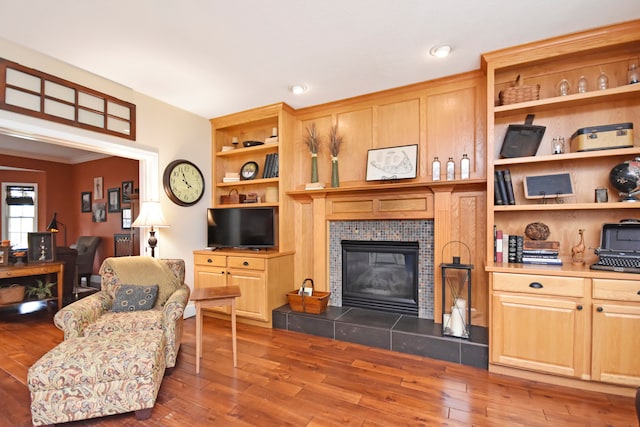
[0,0,639,161]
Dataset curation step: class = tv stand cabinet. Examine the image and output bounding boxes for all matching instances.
[193,249,294,327]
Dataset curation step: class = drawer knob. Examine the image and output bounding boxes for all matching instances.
[576,305,583,311]
[597,306,604,312]
[207,258,212,263]
[243,261,249,266]
[529,282,543,289]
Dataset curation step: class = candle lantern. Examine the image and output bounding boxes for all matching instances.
[441,241,473,339]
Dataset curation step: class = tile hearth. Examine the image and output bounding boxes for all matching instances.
[273,305,488,369]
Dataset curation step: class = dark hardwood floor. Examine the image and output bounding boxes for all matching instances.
[1,309,637,426]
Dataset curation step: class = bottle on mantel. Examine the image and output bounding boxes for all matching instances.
[446,157,455,180]
[432,157,441,181]
[460,153,470,179]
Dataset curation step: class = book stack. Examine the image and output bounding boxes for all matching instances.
[222,172,240,183]
[522,240,562,265]
[262,153,279,178]
[494,230,524,263]
[494,169,515,205]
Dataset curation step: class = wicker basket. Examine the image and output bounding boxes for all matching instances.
[0,284,25,305]
[287,278,330,314]
[499,75,540,105]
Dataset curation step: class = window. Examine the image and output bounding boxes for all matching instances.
[2,183,37,249]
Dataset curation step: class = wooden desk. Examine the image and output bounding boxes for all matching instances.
[0,262,65,310]
[190,286,241,373]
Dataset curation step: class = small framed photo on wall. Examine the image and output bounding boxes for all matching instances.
[93,177,103,200]
[122,180,133,203]
[81,192,92,213]
[92,202,107,223]
[121,207,132,229]
[107,188,121,212]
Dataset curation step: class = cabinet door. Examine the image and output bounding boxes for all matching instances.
[228,268,266,321]
[491,293,586,378]
[592,302,640,386]
[195,267,230,314]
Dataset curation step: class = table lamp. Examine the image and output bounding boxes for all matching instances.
[132,201,169,257]
[46,212,67,247]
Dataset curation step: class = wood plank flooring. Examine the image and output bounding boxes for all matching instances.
[0,309,637,426]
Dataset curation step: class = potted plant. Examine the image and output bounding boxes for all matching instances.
[26,279,56,300]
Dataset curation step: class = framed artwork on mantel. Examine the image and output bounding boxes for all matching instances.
[365,144,418,182]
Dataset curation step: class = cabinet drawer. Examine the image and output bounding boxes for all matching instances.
[593,279,640,302]
[228,256,265,271]
[194,253,226,267]
[493,273,585,298]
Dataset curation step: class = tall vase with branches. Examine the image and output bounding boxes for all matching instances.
[304,123,320,183]
[329,124,343,187]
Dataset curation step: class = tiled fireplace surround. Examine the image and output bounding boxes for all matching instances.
[273,219,488,369]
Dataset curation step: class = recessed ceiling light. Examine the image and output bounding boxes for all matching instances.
[429,45,452,58]
[289,84,307,95]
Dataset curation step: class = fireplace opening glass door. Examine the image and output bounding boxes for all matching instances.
[342,240,419,315]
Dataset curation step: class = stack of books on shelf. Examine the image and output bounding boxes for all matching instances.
[262,153,279,178]
[522,240,562,265]
[223,172,240,183]
[494,229,523,263]
[494,230,561,265]
[494,169,515,205]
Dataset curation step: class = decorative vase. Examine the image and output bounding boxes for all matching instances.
[311,153,318,183]
[331,156,339,187]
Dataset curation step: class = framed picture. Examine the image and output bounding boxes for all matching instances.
[93,176,103,200]
[27,232,56,262]
[121,207,132,229]
[0,244,10,266]
[81,191,92,213]
[122,180,133,203]
[365,144,418,181]
[107,188,121,212]
[92,202,107,223]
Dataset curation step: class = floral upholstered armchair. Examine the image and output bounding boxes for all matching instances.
[54,256,190,368]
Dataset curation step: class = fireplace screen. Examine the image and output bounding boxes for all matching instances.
[342,240,419,315]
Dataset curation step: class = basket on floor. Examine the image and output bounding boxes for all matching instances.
[499,74,540,105]
[0,284,25,305]
[286,278,330,314]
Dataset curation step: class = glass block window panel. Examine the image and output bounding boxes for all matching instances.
[6,68,41,92]
[44,98,75,120]
[0,58,136,140]
[5,87,40,111]
[79,91,105,112]
[78,108,105,127]
[44,80,75,103]
[107,101,131,119]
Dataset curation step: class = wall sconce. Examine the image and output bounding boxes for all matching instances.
[46,212,67,247]
[132,201,169,258]
[441,241,473,339]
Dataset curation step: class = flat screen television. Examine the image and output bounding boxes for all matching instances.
[207,207,275,249]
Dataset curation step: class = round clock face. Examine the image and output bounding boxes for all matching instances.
[240,161,259,180]
[163,159,205,206]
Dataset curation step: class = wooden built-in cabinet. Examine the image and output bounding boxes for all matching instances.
[193,250,294,327]
[484,19,640,396]
[210,103,296,252]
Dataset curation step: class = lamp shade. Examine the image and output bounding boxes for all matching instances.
[132,201,169,228]
[46,212,60,232]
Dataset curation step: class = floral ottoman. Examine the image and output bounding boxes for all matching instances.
[28,329,165,426]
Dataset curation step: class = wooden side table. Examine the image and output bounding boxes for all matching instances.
[190,286,241,373]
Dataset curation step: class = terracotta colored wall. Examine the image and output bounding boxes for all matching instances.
[0,154,139,276]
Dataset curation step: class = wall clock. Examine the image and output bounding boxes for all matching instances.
[240,161,259,180]
[163,159,205,206]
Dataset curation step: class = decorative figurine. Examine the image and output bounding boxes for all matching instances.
[571,229,586,265]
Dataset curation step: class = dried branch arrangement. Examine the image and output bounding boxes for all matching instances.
[329,124,343,157]
[304,123,320,154]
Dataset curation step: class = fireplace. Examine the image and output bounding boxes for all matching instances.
[341,240,419,316]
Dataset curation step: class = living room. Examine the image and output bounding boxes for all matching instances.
[1,2,640,425]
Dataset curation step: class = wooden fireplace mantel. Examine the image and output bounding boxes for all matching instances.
[287,178,486,322]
